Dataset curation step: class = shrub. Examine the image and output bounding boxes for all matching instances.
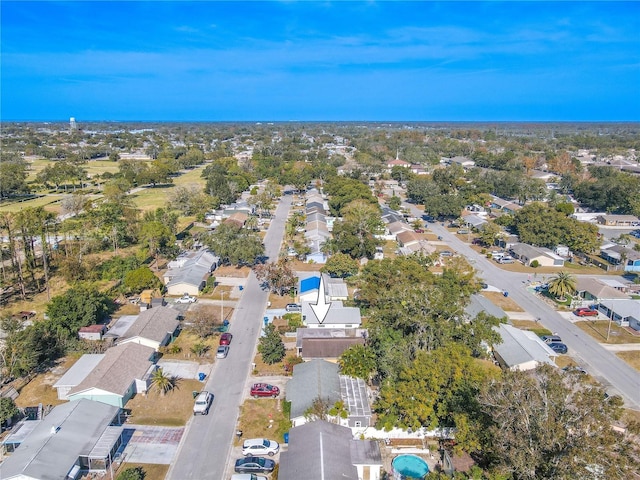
[530,260,540,268]
[117,467,145,480]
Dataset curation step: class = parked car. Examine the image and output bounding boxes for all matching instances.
[541,335,562,344]
[440,250,453,257]
[498,256,515,264]
[220,332,233,345]
[176,294,197,304]
[231,475,268,480]
[234,457,276,474]
[548,342,568,354]
[414,228,424,233]
[457,229,470,235]
[251,383,280,398]
[216,345,229,359]
[574,308,598,317]
[285,303,301,312]
[242,438,280,457]
[193,391,213,415]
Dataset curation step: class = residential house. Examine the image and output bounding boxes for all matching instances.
[164,249,219,296]
[600,245,640,272]
[493,324,557,371]
[598,299,640,330]
[66,343,156,408]
[0,400,123,479]
[386,220,413,236]
[223,211,248,228]
[301,301,361,329]
[596,214,640,227]
[396,230,421,249]
[286,360,372,429]
[116,306,181,351]
[465,294,507,321]
[447,156,475,168]
[286,360,342,427]
[386,158,411,169]
[295,328,366,361]
[53,354,104,400]
[509,243,565,267]
[489,195,522,215]
[298,274,348,303]
[279,420,382,480]
[575,277,630,305]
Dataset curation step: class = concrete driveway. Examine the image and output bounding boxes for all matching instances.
[119,425,184,465]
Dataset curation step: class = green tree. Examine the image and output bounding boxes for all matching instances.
[321,253,360,278]
[0,155,29,198]
[388,195,402,211]
[207,222,264,266]
[478,365,638,480]
[150,367,179,396]
[0,397,19,426]
[139,220,174,270]
[117,466,146,480]
[477,221,501,247]
[547,271,576,301]
[46,285,113,336]
[258,323,286,365]
[338,344,377,382]
[254,259,296,295]
[123,266,162,293]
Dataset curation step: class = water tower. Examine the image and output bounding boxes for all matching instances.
[70,117,77,130]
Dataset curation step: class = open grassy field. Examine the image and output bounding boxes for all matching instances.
[481,291,525,312]
[237,398,290,446]
[0,194,65,214]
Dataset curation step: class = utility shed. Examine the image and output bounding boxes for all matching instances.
[0,399,122,480]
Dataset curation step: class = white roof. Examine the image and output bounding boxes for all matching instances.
[494,324,556,368]
[53,354,104,389]
[600,299,640,319]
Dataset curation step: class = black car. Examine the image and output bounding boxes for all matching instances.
[234,456,276,474]
[548,342,568,354]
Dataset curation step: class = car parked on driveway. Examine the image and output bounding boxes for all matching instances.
[548,342,568,354]
[574,308,598,317]
[176,294,197,304]
[216,345,229,359]
[250,383,280,398]
[220,332,233,345]
[193,391,213,415]
[234,456,275,474]
[242,438,280,457]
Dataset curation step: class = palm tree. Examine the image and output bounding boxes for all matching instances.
[548,271,577,301]
[150,367,179,396]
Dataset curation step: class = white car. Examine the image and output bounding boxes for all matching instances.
[241,438,280,457]
[193,391,213,415]
[216,345,229,359]
[230,475,268,480]
[176,294,197,304]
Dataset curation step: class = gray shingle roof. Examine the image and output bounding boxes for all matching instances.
[119,306,180,344]
[278,421,359,480]
[68,343,154,397]
[493,324,556,369]
[301,302,362,326]
[286,360,341,419]
[0,399,120,480]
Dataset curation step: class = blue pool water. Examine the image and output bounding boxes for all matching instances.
[392,454,430,479]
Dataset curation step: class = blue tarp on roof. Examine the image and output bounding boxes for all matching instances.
[300,276,320,293]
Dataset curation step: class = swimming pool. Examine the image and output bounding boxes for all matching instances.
[392,454,430,479]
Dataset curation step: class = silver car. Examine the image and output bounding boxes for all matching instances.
[216,345,229,359]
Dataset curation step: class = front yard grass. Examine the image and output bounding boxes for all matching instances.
[616,351,640,372]
[125,378,203,426]
[481,291,524,312]
[237,398,291,446]
[574,320,640,344]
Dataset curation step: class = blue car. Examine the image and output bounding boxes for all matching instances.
[234,456,276,474]
[548,342,568,354]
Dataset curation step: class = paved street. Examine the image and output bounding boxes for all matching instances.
[167,194,292,480]
[406,202,640,410]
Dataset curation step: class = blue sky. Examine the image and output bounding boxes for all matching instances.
[2,1,639,121]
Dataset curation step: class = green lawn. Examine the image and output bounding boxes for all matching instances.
[575,320,640,344]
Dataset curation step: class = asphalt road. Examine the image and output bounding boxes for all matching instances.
[408,204,640,410]
[167,194,292,480]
